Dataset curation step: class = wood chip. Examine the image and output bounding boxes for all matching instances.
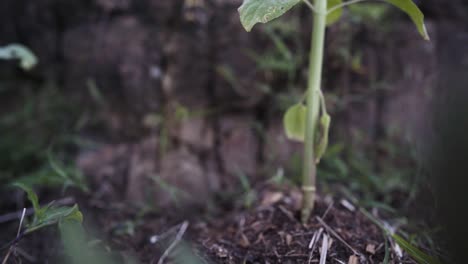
[278,205,297,222]
[286,233,292,246]
[239,233,250,248]
[348,255,359,264]
[340,199,356,212]
[366,244,376,254]
[308,228,323,263]
[260,191,284,206]
[319,234,329,264]
[308,228,323,249]
[394,242,403,259]
[253,232,264,245]
[334,259,346,264]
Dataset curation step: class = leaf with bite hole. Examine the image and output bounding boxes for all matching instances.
[239,0,302,32]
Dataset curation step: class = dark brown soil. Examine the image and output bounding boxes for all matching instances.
[0,183,421,264]
[191,186,398,264]
[66,184,412,264]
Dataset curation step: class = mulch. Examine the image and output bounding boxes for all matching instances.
[192,185,394,264]
[1,184,416,264]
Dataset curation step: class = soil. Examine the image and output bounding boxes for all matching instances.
[0,183,414,264]
[191,186,388,264]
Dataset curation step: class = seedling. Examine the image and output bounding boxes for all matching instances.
[11,183,83,234]
[2,183,83,262]
[238,0,429,223]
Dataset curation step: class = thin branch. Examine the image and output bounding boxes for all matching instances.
[156,221,189,264]
[0,232,26,252]
[149,222,186,245]
[319,233,329,264]
[2,209,26,264]
[307,227,323,263]
[1,246,12,264]
[320,200,334,219]
[17,209,26,238]
[316,216,361,256]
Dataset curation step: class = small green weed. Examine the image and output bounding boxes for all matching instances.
[12,183,83,234]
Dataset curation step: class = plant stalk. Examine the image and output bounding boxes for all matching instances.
[301,0,327,224]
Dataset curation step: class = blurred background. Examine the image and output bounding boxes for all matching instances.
[1,0,468,263]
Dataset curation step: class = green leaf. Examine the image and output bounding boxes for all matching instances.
[13,182,83,233]
[385,0,429,40]
[0,44,38,70]
[283,103,307,141]
[327,0,343,25]
[43,205,83,225]
[392,234,442,264]
[13,183,41,214]
[25,204,83,233]
[62,205,84,223]
[59,221,114,264]
[238,0,301,32]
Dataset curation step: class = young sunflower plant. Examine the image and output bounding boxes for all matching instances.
[238,0,429,223]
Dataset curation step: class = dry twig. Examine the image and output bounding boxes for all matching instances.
[156,221,189,264]
[2,208,26,264]
[319,233,329,264]
[321,201,334,219]
[316,216,361,256]
[307,227,323,263]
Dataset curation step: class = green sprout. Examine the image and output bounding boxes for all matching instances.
[238,0,429,223]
